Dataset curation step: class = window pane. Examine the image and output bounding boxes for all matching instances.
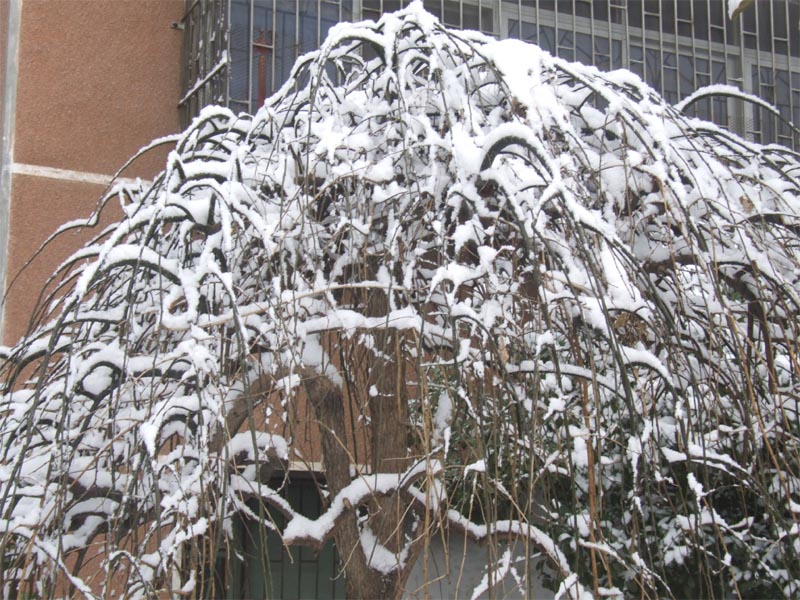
[692,0,709,41]
[558,29,574,62]
[299,0,320,54]
[540,25,555,54]
[230,0,252,104]
[679,55,694,98]
[576,32,592,66]
[274,4,297,91]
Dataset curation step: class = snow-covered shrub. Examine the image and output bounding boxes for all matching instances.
[2,4,799,598]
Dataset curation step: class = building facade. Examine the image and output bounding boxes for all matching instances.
[181,0,800,151]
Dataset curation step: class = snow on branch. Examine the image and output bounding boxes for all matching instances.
[1,3,800,598]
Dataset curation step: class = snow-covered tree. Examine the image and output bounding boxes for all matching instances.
[2,4,800,598]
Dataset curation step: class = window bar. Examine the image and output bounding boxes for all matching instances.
[539,0,546,47]
[683,0,697,115]
[668,0,681,105]
[511,0,522,44]
[771,0,779,144]
[193,1,200,116]
[191,0,199,111]
[743,12,759,144]
[209,0,215,107]
[776,0,788,145]
[570,0,577,64]
[794,0,799,150]
[711,0,720,124]
[188,1,196,117]
[786,0,799,148]
[775,0,795,148]
[601,0,613,70]
[245,0,256,113]
[615,0,623,66]
[253,9,270,108]
[221,0,228,112]
[767,0,777,144]
[218,0,226,105]
[553,1,560,56]
[732,0,748,138]
[271,0,277,101]
[627,0,636,74]
[754,0,765,143]
[645,1,663,97]
[221,0,228,105]
[700,0,710,121]
[586,0,592,61]
[201,0,208,106]
[179,3,189,125]
[201,0,208,107]
[295,0,301,88]
[204,0,210,108]
[204,0,213,107]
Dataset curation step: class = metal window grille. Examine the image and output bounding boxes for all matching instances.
[180,0,228,125]
[180,0,800,148]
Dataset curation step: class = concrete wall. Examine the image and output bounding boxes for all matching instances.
[1,0,184,345]
[0,1,8,133]
[405,534,555,599]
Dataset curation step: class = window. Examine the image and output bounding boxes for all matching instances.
[752,65,800,148]
[180,0,228,123]
[501,0,800,148]
[227,0,352,115]
[182,1,800,147]
[180,0,496,126]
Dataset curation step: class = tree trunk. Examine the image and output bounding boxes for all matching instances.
[363,280,417,599]
[305,370,387,599]
[304,271,420,598]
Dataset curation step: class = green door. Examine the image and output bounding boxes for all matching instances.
[224,476,347,600]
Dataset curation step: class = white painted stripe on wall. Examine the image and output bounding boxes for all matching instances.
[11,162,145,187]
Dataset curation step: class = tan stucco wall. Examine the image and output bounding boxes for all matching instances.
[13,0,184,177]
[2,0,184,344]
[2,174,118,343]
